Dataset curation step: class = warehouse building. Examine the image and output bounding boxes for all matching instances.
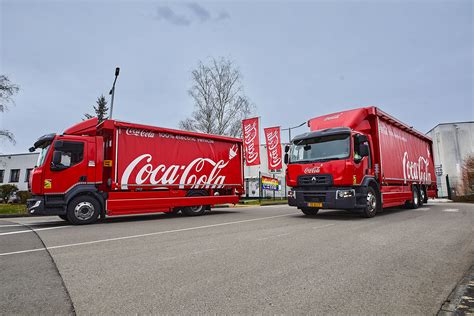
[0,153,39,191]
[427,122,474,198]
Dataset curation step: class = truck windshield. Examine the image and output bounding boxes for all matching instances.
[290,134,350,163]
[36,142,51,167]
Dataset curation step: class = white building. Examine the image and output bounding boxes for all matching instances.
[0,153,39,191]
[427,122,474,197]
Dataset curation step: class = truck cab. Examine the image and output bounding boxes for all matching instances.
[285,127,378,217]
[27,118,105,223]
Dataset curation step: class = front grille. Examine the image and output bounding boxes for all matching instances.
[302,192,326,203]
[298,174,333,186]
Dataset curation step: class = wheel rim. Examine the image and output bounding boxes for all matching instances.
[420,189,425,201]
[367,191,376,213]
[74,202,95,221]
[190,205,204,213]
[413,190,419,205]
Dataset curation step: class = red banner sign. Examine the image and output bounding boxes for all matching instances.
[264,126,282,170]
[242,117,261,166]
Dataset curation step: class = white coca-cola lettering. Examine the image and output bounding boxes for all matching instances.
[244,122,259,164]
[266,130,281,169]
[304,165,321,174]
[120,154,234,190]
[402,151,432,184]
[125,128,155,138]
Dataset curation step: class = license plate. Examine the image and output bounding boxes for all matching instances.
[307,202,322,208]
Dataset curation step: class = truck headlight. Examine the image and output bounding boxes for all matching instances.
[336,189,355,199]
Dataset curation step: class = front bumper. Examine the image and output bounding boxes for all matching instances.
[27,196,66,216]
[288,186,368,210]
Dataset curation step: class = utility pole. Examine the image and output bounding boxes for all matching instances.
[281,121,306,144]
[281,121,306,199]
[109,67,120,119]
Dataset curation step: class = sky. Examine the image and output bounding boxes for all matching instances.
[1,0,472,154]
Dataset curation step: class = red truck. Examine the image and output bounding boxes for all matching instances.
[27,118,244,224]
[284,106,437,217]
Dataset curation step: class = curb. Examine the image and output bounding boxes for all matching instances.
[0,213,32,218]
[438,264,474,315]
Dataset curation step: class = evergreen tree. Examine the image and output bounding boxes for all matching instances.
[84,95,109,122]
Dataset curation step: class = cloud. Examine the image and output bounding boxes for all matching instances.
[216,11,230,21]
[153,3,230,26]
[155,5,191,26]
[186,2,211,22]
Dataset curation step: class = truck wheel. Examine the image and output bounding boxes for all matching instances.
[420,186,428,204]
[407,187,420,209]
[66,195,100,225]
[58,215,69,222]
[300,208,319,215]
[181,191,207,216]
[361,187,378,218]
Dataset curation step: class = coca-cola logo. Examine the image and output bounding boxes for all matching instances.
[304,165,322,174]
[244,122,259,164]
[402,152,432,184]
[266,131,281,169]
[126,128,155,138]
[120,145,238,190]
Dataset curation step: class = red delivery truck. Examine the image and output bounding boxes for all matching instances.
[284,106,437,217]
[27,118,244,224]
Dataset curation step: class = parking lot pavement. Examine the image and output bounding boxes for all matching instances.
[1,202,473,314]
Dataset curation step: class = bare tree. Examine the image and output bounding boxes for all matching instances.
[0,75,19,144]
[179,58,254,137]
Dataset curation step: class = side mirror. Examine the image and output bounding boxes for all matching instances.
[284,153,289,164]
[29,147,36,153]
[54,140,64,149]
[284,145,290,153]
[52,151,62,164]
[359,143,369,157]
[51,151,67,171]
[355,134,368,144]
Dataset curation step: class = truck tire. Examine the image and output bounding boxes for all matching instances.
[300,208,319,215]
[407,187,420,209]
[58,215,69,222]
[66,195,100,225]
[181,191,207,216]
[420,186,428,204]
[361,186,378,218]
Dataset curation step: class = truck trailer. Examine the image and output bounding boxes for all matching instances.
[284,106,437,217]
[27,118,244,224]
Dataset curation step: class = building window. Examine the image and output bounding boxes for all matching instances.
[25,168,33,182]
[0,170,4,183]
[9,169,20,183]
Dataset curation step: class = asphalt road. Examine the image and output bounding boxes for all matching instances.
[1,202,473,314]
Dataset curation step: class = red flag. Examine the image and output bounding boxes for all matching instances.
[242,117,261,166]
[264,126,282,170]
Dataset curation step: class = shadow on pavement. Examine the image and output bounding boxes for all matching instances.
[291,206,411,221]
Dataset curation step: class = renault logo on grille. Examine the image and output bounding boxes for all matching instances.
[311,176,317,181]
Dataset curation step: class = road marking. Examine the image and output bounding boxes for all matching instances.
[0,226,70,236]
[257,232,291,241]
[312,224,336,229]
[0,213,295,257]
[415,207,430,211]
[443,208,459,212]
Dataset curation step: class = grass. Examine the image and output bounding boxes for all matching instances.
[238,199,288,206]
[0,203,28,215]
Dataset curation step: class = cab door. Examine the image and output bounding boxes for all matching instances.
[352,134,371,185]
[43,137,90,194]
